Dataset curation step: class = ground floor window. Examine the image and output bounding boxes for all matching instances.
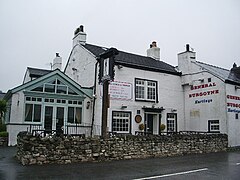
[208,120,220,132]
[167,113,177,132]
[25,104,41,122]
[112,111,131,133]
[67,107,82,124]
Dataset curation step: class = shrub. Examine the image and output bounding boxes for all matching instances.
[0,124,6,132]
[160,124,166,132]
[0,131,8,137]
[139,123,145,131]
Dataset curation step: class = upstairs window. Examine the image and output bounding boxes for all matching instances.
[135,78,157,102]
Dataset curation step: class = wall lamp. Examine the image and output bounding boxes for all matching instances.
[86,101,91,109]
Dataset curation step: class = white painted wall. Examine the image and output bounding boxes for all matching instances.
[65,45,96,87]
[226,83,240,147]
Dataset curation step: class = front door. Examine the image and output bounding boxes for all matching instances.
[146,114,154,134]
[44,106,65,133]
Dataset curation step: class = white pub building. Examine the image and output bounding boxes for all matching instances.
[4,25,240,147]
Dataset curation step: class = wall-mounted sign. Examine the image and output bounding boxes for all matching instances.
[98,48,118,84]
[109,81,132,100]
[135,115,142,123]
[195,99,213,104]
[189,90,219,98]
[191,82,216,90]
[228,108,240,113]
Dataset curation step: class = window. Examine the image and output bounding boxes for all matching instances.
[67,107,82,124]
[25,104,41,122]
[167,113,177,132]
[30,78,79,95]
[208,78,211,83]
[135,78,157,102]
[112,111,131,133]
[208,120,220,132]
[236,114,239,120]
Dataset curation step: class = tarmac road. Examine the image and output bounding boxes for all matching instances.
[0,147,240,180]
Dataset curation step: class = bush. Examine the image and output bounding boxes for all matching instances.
[0,124,6,132]
[0,131,8,137]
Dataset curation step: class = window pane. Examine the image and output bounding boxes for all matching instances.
[75,107,82,124]
[112,111,130,133]
[25,104,33,122]
[68,107,74,123]
[57,85,67,94]
[32,85,43,92]
[44,84,55,93]
[68,88,78,95]
[33,105,41,122]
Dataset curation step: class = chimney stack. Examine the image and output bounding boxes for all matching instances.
[147,41,160,60]
[52,53,62,70]
[177,44,196,75]
[73,25,87,46]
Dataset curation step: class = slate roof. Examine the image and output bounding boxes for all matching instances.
[27,67,52,78]
[83,43,180,75]
[196,61,240,85]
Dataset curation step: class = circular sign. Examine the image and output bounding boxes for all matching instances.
[135,115,142,123]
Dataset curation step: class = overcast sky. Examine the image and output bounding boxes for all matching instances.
[0,0,239,92]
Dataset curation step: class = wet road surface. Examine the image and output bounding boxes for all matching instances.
[0,147,240,180]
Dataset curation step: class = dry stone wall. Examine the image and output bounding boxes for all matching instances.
[16,132,228,165]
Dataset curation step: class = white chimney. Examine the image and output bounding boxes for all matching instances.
[52,53,62,70]
[147,41,160,60]
[177,44,196,75]
[73,25,87,47]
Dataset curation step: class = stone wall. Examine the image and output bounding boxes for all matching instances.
[16,132,228,165]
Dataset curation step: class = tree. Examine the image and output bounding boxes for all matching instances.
[0,100,7,124]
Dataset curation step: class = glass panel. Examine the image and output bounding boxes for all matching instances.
[56,107,64,130]
[57,85,67,94]
[44,84,55,93]
[44,106,53,131]
[32,85,43,92]
[68,88,78,95]
[25,104,33,122]
[75,107,82,124]
[33,104,41,122]
[68,107,74,123]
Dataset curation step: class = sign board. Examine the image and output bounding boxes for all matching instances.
[109,81,132,100]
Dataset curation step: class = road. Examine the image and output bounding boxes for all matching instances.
[0,147,240,180]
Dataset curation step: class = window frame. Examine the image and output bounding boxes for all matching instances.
[135,78,158,102]
[208,120,220,133]
[112,111,131,134]
[24,96,42,123]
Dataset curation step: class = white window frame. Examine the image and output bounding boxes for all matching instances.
[112,111,131,133]
[208,120,220,132]
[135,78,157,102]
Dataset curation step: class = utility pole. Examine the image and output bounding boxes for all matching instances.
[97,48,118,139]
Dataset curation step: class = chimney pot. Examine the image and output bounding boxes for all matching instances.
[186,44,190,51]
[80,25,84,32]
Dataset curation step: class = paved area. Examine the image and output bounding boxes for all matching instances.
[0,147,240,180]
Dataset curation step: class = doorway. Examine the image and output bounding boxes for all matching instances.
[146,114,153,134]
[44,106,65,133]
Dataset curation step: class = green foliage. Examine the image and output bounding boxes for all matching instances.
[0,100,7,121]
[139,123,145,131]
[0,131,8,137]
[0,123,6,132]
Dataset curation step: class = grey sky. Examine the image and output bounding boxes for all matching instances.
[0,0,239,92]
